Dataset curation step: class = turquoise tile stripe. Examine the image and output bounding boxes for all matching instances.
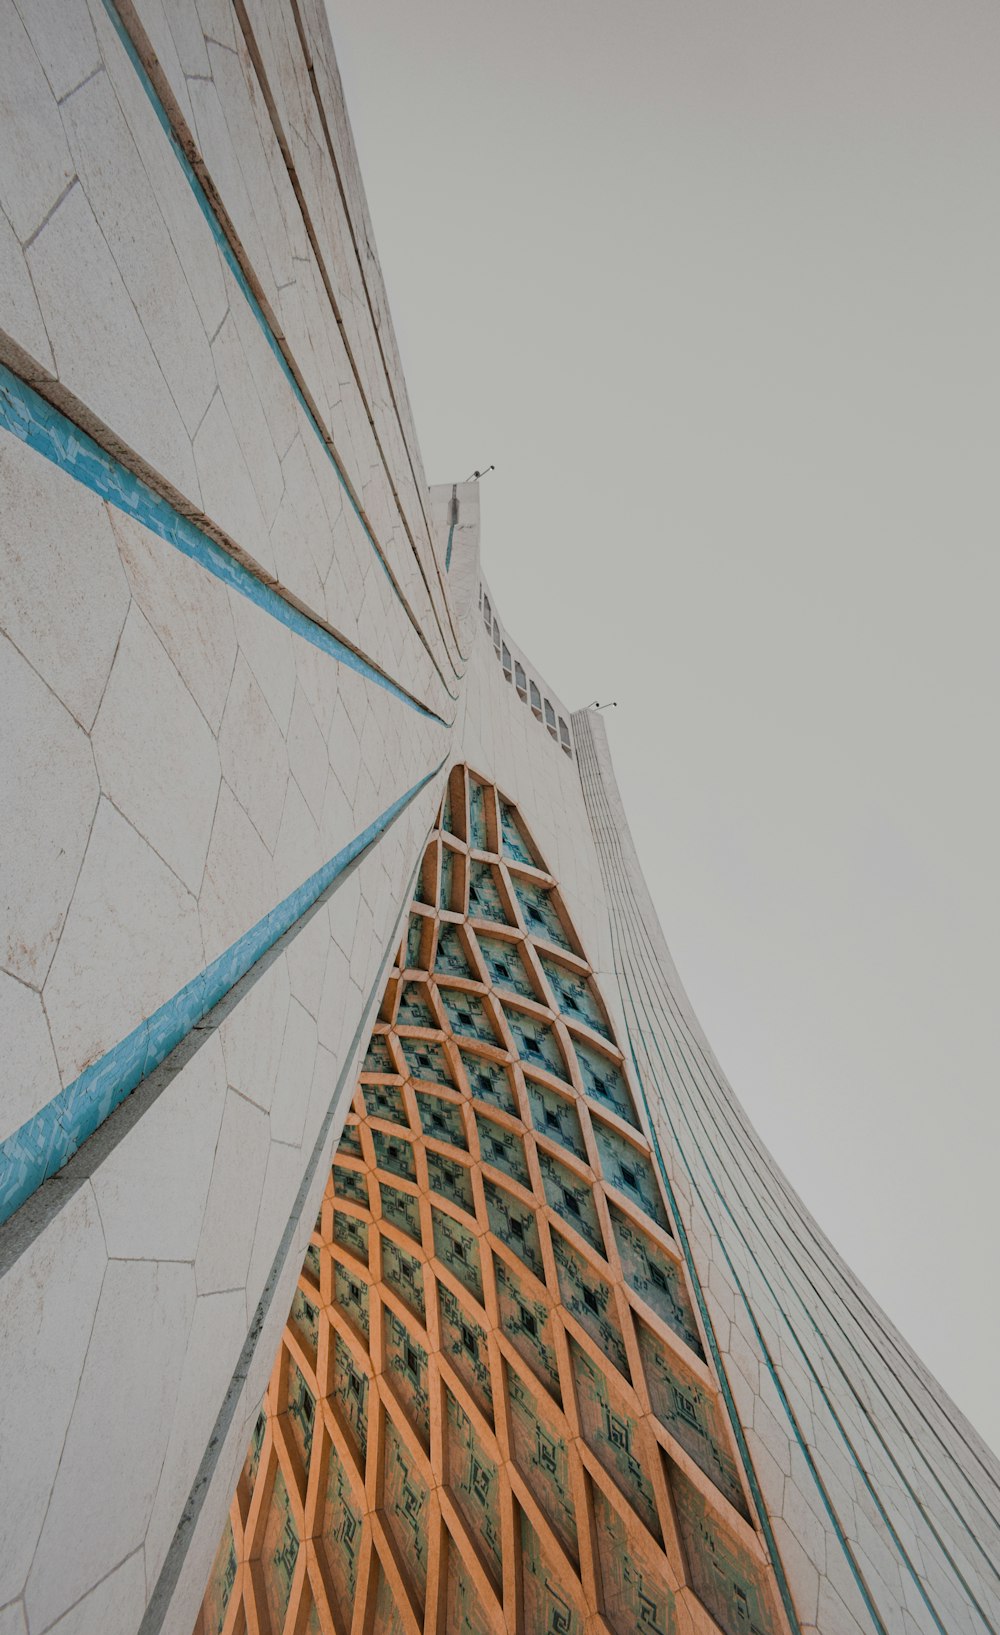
[445,520,455,572]
[0,762,446,1227]
[97,0,460,701]
[0,364,447,726]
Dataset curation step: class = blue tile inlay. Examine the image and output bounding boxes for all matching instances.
[0,762,445,1227]
[0,365,446,727]
[98,0,460,700]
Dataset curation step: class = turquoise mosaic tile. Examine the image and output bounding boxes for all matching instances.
[469,779,491,850]
[551,1231,630,1378]
[435,925,476,980]
[364,1082,408,1126]
[592,1121,669,1230]
[262,1467,299,1632]
[520,1507,583,1635]
[373,1129,417,1183]
[287,1361,316,1464]
[476,1115,531,1187]
[364,1035,393,1074]
[379,1183,423,1244]
[591,1482,675,1635]
[244,1410,267,1498]
[526,1078,587,1160]
[509,875,572,951]
[574,1039,638,1127]
[437,985,498,1046]
[405,914,427,971]
[334,1263,370,1340]
[416,1088,468,1148]
[290,1286,320,1353]
[332,1209,370,1261]
[440,845,458,913]
[446,1391,503,1585]
[333,1161,370,1206]
[476,932,535,999]
[570,1339,660,1541]
[672,1468,777,1635]
[460,1050,517,1114]
[499,803,536,867]
[439,1285,493,1419]
[506,1366,578,1565]
[397,982,438,1031]
[495,1256,561,1397]
[400,1037,456,1089]
[432,1208,484,1302]
[383,1416,431,1602]
[540,955,611,1040]
[483,1178,545,1280]
[203,1515,238,1635]
[384,1311,430,1444]
[426,1149,476,1212]
[610,1207,703,1360]
[445,1546,494,1633]
[321,1439,363,1610]
[468,861,509,924]
[538,1151,603,1253]
[504,1008,568,1080]
[382,1238,426,1322]
[332,1334,369,1462]
[638,1324,747,1516]
[337,1121,364,1158]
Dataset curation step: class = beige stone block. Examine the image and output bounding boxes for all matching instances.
[192,389,271,572]
[0,632,98,988]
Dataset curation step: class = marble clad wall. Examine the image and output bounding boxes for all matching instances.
[574,709,1000,1635]
[0,0,464,1630]
[4,3,1000,1635]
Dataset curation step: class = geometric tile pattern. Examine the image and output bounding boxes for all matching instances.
[195,767,791,1635]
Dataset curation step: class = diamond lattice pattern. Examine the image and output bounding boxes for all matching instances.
[197,767,790,1635]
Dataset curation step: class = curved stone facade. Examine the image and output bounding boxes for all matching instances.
[0,4,997,1635]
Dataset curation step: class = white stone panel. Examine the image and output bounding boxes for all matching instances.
[43,798,203,1086]
[24,1260,195,1633]
[0,633,99,989]
[92,603,221,893]
[193,1087,270,1296]
[0,1184,107,1608]
[108,508,237,734]
[0,438,130,731]
[90,1034,228,1263]
[0,971,61,1146]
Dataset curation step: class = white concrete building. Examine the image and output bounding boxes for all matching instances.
[0,3,997,1634]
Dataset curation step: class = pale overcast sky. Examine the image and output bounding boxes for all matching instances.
[327,0,1000,1454]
